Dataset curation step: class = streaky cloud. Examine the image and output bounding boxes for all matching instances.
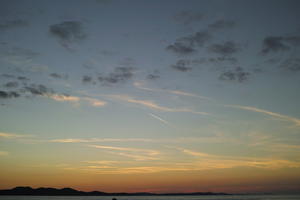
[105,94,209,115]
[134,82,213,101]
[226,104,300,126]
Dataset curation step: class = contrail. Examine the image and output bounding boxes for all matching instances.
[148,113,172,127]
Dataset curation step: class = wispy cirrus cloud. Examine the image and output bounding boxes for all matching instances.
[148,113,172,127]
[0,132,32,139]
[179,148,300,170]
[106,94,209,115]
[134,82,213,101]
[89,144,160,161]
[226,104,300,126]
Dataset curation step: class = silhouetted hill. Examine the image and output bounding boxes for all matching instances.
[0,186,229,196]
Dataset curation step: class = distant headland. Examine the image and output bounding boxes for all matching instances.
[0,186,229,196]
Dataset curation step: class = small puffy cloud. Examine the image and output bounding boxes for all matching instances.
[208,41,240,56]
[261,36,290,54]
[3,81,19,88]
[98,67,134,85]
[171,59,192,72]
[0,90,20,99]
[83,97,107,107]
[166,31,212,55]
[147,74,160,80]
[219,67,250,83]
[17,76,30,81]
[280,58,300,72]
[23,84,53,96]
[49,21,86,48]
[82,75,93,84]
[166,42,196,55]
[49,73,67,79]
[48,94,80,102]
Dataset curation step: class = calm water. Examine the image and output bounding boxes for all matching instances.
[0,195,299,200]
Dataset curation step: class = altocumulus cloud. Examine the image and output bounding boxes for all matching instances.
[49,21,86,49]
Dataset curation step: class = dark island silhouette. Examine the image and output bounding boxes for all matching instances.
[0,186,229,196]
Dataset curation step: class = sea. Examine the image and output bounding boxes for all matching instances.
[0,195,299,200]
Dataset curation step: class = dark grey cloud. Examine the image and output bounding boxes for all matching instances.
[280,58,300,72]
[17,76,30,81]
[166,31,212,55]
[208,20,235,31]
[3,81,19,88]
[166,42,196,55]
[98,67,134,85]
[208,41,240,56]
[147,74,160,80]
[49,21,86,48]
[173,10,203,25]
[49,73,67,79]
[0,19,29,31]
[23,84,53,96]
[171,60,192,72]
[1,74,15,79]
[219,67,250,83]
[0,90,20,99]
[82,75,93,83]
[284,36,300,47]
[261,36,290,54]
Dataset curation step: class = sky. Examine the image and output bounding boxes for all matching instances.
[0,0,300,194]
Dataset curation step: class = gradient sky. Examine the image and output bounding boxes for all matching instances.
[1,0,300,194]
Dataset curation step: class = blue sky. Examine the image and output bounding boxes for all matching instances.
[0,0,300,193]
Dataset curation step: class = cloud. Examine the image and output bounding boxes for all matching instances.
[106,94,209,115]
[226,104,300,126]
[23,84,53,96]
[134,81,213,101]
[208,19,235,31]
[48,94,80,102]
[284,36,300,47]
[280,58,300,72]
[208,41,240,56]
[89,144,160,161]
[82,75,93,84]
[0,132,31,138]
[51,138,154,143]
[166,31,212,55]
[147,74,160,80]
[219,67,250,83]
[171,59,192,72]
[261,36,290,54]
[17,76,30,81]
[148,113,172,127]
[1,74,15,79]
[98,67,134,85]
[166,42,196,55]
[173,10,203,25]
[83,97,107,107]
[49,73,68,79]
[0,90,20,99]
[179,148,300,170]
[49,21,86,49]
[3,81,19,88]
[0,19,29,30]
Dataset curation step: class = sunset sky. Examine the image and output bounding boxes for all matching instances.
[1,0,300,194]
